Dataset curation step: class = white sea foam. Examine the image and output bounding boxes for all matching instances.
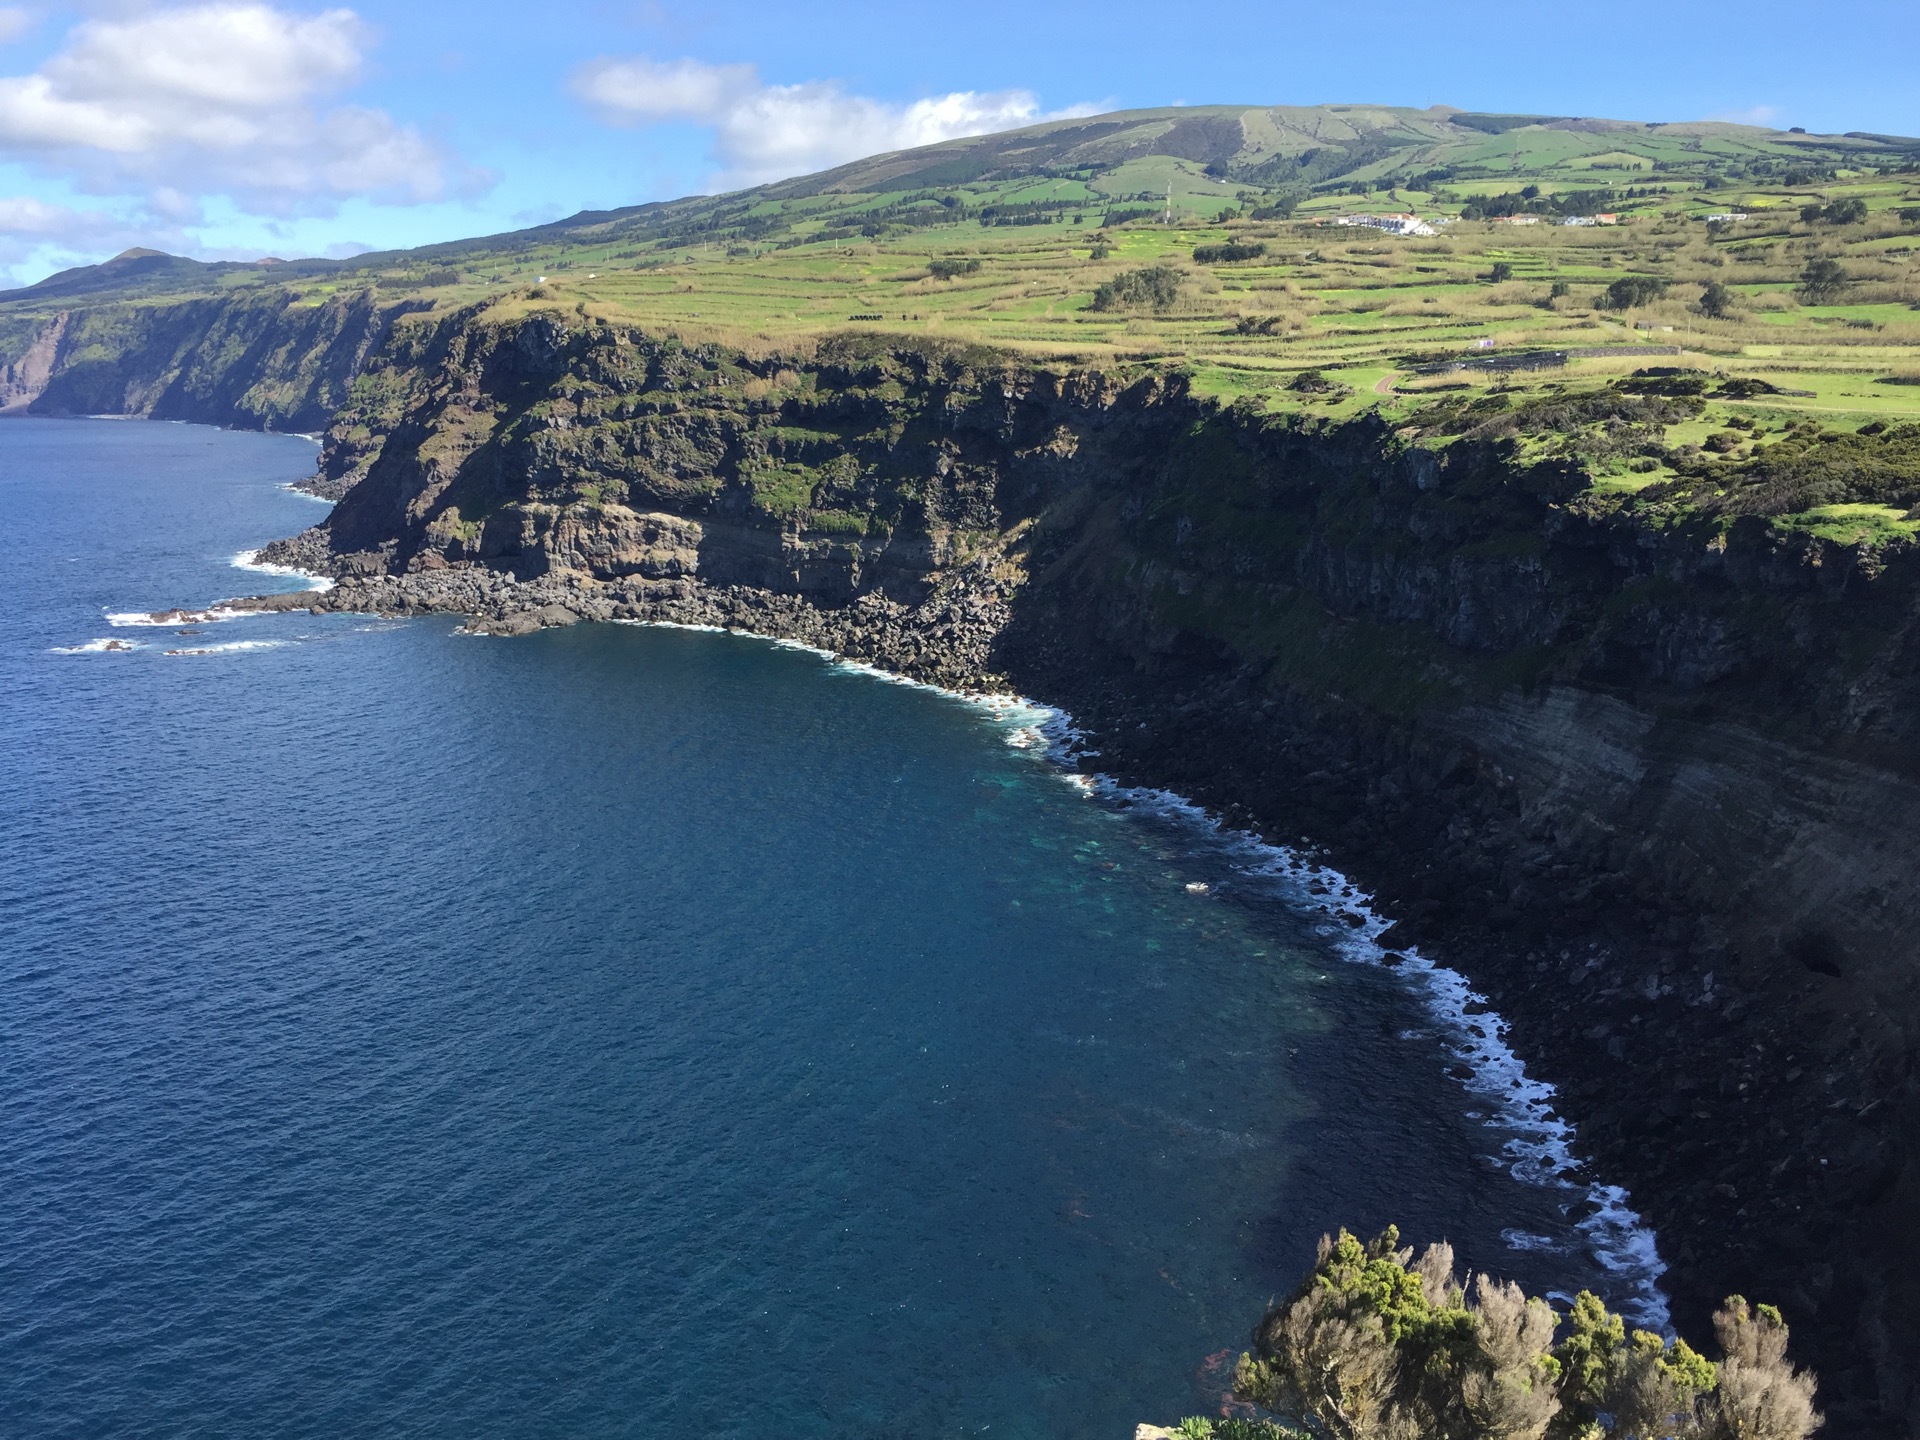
[50,637,142,654]
[606,615,1674,1325]
[1029,706,1670,1328]
[162,639,287,656]
[278,482,334,503]
[105,604,257,628]
[232,549,333,591]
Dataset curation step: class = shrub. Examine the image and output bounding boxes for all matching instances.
[1194,241,1267,264]
[1287,369,1345,394]
[1250,198,1300,221]
[1712,424,1920,515]
[1599,275,1669,309]
[1090,264,1184,312]
[1617,367,1707,397]
[1698,280,1735,318]
[1488,261,1515,283]
[927,256,981,281]
[1167,1419,1307,1439]
[1227,1226,1821,1440]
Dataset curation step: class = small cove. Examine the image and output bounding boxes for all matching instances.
[2,418,1654,1438]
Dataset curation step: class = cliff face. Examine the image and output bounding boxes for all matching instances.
[0,290,431,432]
[243,309,1920,1434]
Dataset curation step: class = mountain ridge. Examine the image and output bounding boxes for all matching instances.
[5,100,1914,305]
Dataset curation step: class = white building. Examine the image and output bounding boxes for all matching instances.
[1334,212,1438,237]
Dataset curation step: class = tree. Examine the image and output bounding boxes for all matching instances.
[1195,242,1267,264]
[1458,1276,1561,1440]
[927,256,981,281]
[1488,262,1516,283]
[1797,257,1848,303]
[1090,264,1184,312]
[1822,197,1868,225]
[1698,1299,1822,1440]
[1600,276,1669,310]
[1698,280,1735,318]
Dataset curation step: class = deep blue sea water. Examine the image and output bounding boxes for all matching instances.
[1,419,1650,1438]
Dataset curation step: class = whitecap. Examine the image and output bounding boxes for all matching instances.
[162,639,287,656]
[50,637,141,654]
[106,605,254,628]
[615,619,731,635]
[232,549,333,591]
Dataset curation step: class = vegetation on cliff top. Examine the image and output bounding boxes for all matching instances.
[8,102,1920,546]
[1158,1227,1818,1440]
[3,105,1920,439]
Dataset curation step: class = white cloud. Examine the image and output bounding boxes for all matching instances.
[571,54,1094,188]
[0,192,184,285]
[0,193,95,235]
[0,8,33,45]
[0,5,485,213]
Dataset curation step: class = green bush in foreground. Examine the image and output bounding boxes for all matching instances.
[1198,1227,1819,1440]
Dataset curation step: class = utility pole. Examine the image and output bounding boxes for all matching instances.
[1165,181,1173,226]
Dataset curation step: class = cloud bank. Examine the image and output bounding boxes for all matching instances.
[0,4,482,215]
[571,54,1094,188]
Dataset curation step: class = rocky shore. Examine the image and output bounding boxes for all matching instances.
[235,555,1016,687]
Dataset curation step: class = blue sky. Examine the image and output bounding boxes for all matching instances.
[0,0,1913,286]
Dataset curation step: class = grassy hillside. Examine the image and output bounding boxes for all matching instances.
[8,102,1920,542]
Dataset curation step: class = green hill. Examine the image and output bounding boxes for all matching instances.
[5,100,1920,479]
[7,103,1915,307]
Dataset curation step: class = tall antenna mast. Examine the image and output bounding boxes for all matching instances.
[1165,180,1173,226]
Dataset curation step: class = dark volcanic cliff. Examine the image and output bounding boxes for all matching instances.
[225,307,1920,1435]
[0,290,431,435]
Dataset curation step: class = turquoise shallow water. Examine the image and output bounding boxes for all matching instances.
[1,419,1630,1437]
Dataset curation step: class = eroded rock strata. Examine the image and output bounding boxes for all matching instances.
[232,309,1920,1433]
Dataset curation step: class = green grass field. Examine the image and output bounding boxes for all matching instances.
[8,102,1920,516]
[444,192,1920,440]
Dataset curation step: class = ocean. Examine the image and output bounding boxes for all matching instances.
[0,418,1658,1438]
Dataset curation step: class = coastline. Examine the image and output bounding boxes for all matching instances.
[210,567,1673,1327]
